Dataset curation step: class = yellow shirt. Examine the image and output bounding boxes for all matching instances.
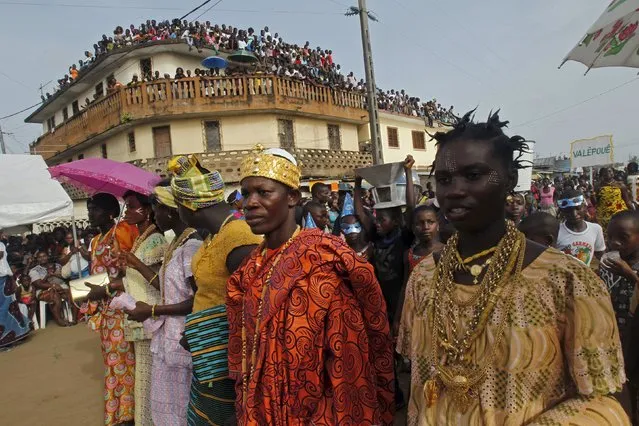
[191,219,262,312]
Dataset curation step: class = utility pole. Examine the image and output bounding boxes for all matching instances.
[347,0,383,164]
[0,125,6,154]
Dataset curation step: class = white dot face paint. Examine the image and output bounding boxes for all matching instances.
[444,151,457,173]
[488,170,500,186]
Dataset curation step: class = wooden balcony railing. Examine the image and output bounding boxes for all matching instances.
[33,76,368,160]
[130,148,373,185]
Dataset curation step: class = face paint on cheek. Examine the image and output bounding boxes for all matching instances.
[488,170,500,186]
[443,151,457,173]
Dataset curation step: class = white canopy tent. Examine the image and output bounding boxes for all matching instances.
[0,154,73,228]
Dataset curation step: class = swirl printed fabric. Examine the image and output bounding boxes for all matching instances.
[227,228,395,425]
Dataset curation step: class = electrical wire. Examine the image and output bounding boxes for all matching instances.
[0,70,32,90]
[0,2,343,14]
[0,102,42,120]
[180,0,213,20]
[512,77,639,129]
[193,0,224,21]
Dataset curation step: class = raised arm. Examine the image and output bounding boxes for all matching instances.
[404,155,416,228]
[354,176,374,236]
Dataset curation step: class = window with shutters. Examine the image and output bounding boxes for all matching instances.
[72,100,79,115]
[101,144,107,159]
[412,130,426,150]
[204,121,221,151]
[47,116,56,132]
[140,58,153,81]
[127,132,136,152]
[387,127,399,148]
[62,107,69,121]
[278,119,295,149]
[95,82,104,98]
[327,124,341,150]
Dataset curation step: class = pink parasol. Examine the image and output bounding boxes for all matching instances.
[48,158,162,197]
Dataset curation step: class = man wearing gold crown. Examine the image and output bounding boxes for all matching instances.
[226,146,395,425]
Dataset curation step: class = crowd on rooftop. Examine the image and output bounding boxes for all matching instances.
[46,19,458,125]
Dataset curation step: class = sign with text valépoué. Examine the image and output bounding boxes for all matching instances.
[570,135,613,169]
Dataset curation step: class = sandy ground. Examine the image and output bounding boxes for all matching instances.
[0,324,103,426]
[0,323,409,425]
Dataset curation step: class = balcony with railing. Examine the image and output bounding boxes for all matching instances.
[32,76,369,160]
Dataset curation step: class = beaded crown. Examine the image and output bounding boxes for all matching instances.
[239,145,301,189]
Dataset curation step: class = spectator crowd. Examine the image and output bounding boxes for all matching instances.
[45,19,457,126]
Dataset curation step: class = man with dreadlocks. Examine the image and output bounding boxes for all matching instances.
[397,110,630,425]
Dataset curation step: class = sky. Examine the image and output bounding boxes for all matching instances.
[0,0,637,161]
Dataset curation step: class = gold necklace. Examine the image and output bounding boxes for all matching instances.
[468,259,492,285]
[438,222,521,359]
[461,246,497,264]
[159,227,197,303]
[241,227,301,405]
[448,228,514,308]
[424,222,526,412]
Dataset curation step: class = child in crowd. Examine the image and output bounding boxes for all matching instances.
[405,205,442,277]
[556,188,605,267]
[16,274,35,322]
[354,156,415,329]
[600,211,639,422]
[600,211,639,345]
[226,190,244,218]
[518,212,560,248]
[504,192,526,226]
[339,193,373,260]
[301,201,330,232]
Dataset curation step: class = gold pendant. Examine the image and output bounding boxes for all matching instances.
[423,379,440,407]
[451,375,472,412]
[469,264,483,277]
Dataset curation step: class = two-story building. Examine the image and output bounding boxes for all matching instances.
[27,39,446,213]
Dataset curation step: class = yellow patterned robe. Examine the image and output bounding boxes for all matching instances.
[398,248,629,426]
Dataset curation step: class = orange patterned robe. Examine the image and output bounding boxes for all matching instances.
[227,229,395,425]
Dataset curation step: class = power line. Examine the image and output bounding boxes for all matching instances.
[0,1,182,10]
[0,2,343,14]
[0,0,229,124]
[512,77,639,129]
[0,102,41,120]
[0,70,32,90]
[193,0,224,21]
[180,0,213,20]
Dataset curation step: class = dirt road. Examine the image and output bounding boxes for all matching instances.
[0,324,103,425]
[0,323,408,425]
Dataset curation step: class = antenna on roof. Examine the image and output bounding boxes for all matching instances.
[38,80,53,101]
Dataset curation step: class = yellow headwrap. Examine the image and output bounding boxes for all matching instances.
[168,155,225,211]
[153,186,177,209]
[239,145,301,189]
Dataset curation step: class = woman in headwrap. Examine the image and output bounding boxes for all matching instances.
[112,191,167,426]
[82,193,138,426]
[227,146,395,425]
[168,155,261,425]
[125,183,202,426]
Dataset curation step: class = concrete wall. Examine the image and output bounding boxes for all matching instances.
[379,112,439,170]
[55,114,362,163]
